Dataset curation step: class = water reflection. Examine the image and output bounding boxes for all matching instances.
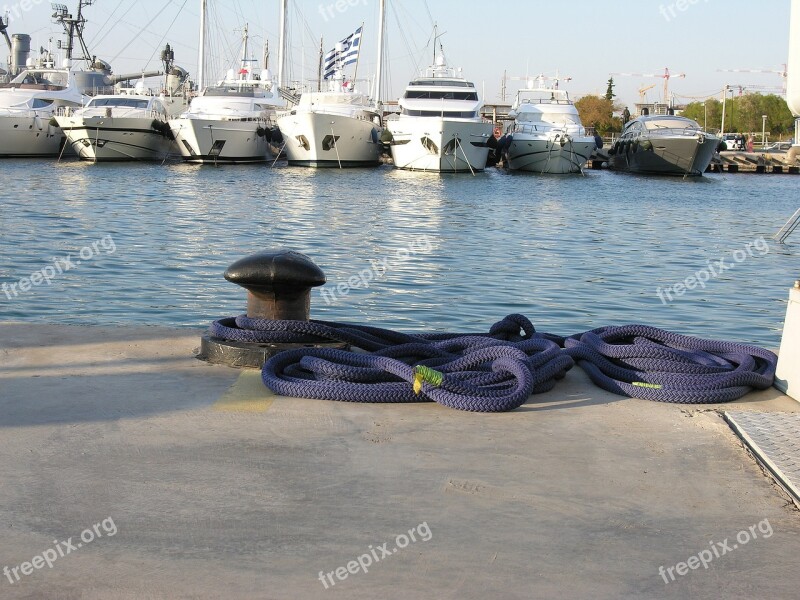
[0,158,797,347]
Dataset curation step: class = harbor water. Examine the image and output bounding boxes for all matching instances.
[0,159,796,348]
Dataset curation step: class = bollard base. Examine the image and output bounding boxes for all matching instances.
[198,335,348,368]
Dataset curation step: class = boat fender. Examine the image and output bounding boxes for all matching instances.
[632,140,639,152]
[271,127,283,144]
[717,140,727,152]
[48,117,58,128]
[640,139,653,151]
[256,126,267,138]
[371,128,379,144]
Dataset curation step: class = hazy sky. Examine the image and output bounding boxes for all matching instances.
[4,0,792,106]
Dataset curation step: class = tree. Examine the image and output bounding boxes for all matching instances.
[681,94,794,137]
[605,77,615,101]
[575,94,620,135]
[680,99,722,132]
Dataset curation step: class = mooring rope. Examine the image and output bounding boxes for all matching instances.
[208,314,778,412]
[563,325,777,404]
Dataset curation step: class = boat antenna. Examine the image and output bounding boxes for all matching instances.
[0,14,11,56]
[161,43,175,95]
[50,0,94,65]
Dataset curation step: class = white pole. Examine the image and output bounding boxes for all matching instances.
[278,0,287,89]
[373,0,385,108]
[720,86,727,134]
[198,0,206,91]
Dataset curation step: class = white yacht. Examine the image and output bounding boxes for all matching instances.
[505,80,596,174]
[0,66,85,156]
[55,93,176,162]
[277,88,382,167]
[276,26,382,168]
[386,53,492,172]
[169,80,278,164]
[0,1,165,158]
[168,26,279,164]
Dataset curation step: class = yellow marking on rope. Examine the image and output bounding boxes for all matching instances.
[413,365,444,395]
[632,381,663,390]
[213,370,274,412]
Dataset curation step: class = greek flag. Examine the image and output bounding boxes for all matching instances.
[323,26,362,80]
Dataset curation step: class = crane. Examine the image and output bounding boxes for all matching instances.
[610,67,686,105]
[718,65,787,94]
[638,83,657,103]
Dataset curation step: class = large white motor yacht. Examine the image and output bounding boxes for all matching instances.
[168,81,278,164]
[277,88,382,167]
[277,26,382,168]
[55,93,176,162]
[505,79,596,174]
[168,26,280,164]
[386,53,492,172]
[0,67,85,157]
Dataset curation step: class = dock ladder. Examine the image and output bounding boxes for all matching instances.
[774,208,800,243]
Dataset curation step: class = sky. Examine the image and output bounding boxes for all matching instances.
[2,0,792,107]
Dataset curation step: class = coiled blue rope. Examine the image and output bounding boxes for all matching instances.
[563,325,777,404]
[208,314,778,412]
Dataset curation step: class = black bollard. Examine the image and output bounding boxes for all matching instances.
[199,249,346,368]
[224,249,326,320]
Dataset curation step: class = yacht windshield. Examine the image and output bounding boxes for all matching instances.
[88,98,150,109]
[408,79,473,88]
[402,108,477,118]
[645,118,701,130]
[403,90,478,100]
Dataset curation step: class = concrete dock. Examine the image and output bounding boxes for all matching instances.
[2,322,799,599]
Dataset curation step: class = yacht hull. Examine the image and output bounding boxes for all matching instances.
[388,118,492,172]
[506,134,596,174]
[168,118,272,164]
[610,136,719,176]
[56,116,176,161]
[277,111,381,167]
[0,115,66,157]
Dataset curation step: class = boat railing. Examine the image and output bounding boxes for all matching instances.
[516,98,573,106]
[512,122,585,136]
[643,126,704,138]
[620,127,706,142]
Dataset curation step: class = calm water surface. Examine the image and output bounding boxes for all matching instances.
[0,159,797,347]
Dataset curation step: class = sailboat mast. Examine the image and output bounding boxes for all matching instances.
[278,0,287,88]
[241,23,248,78]
[198,0,207,90]
[374,0,385,108]
[317,37,323,91]
[352,21,364,90]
